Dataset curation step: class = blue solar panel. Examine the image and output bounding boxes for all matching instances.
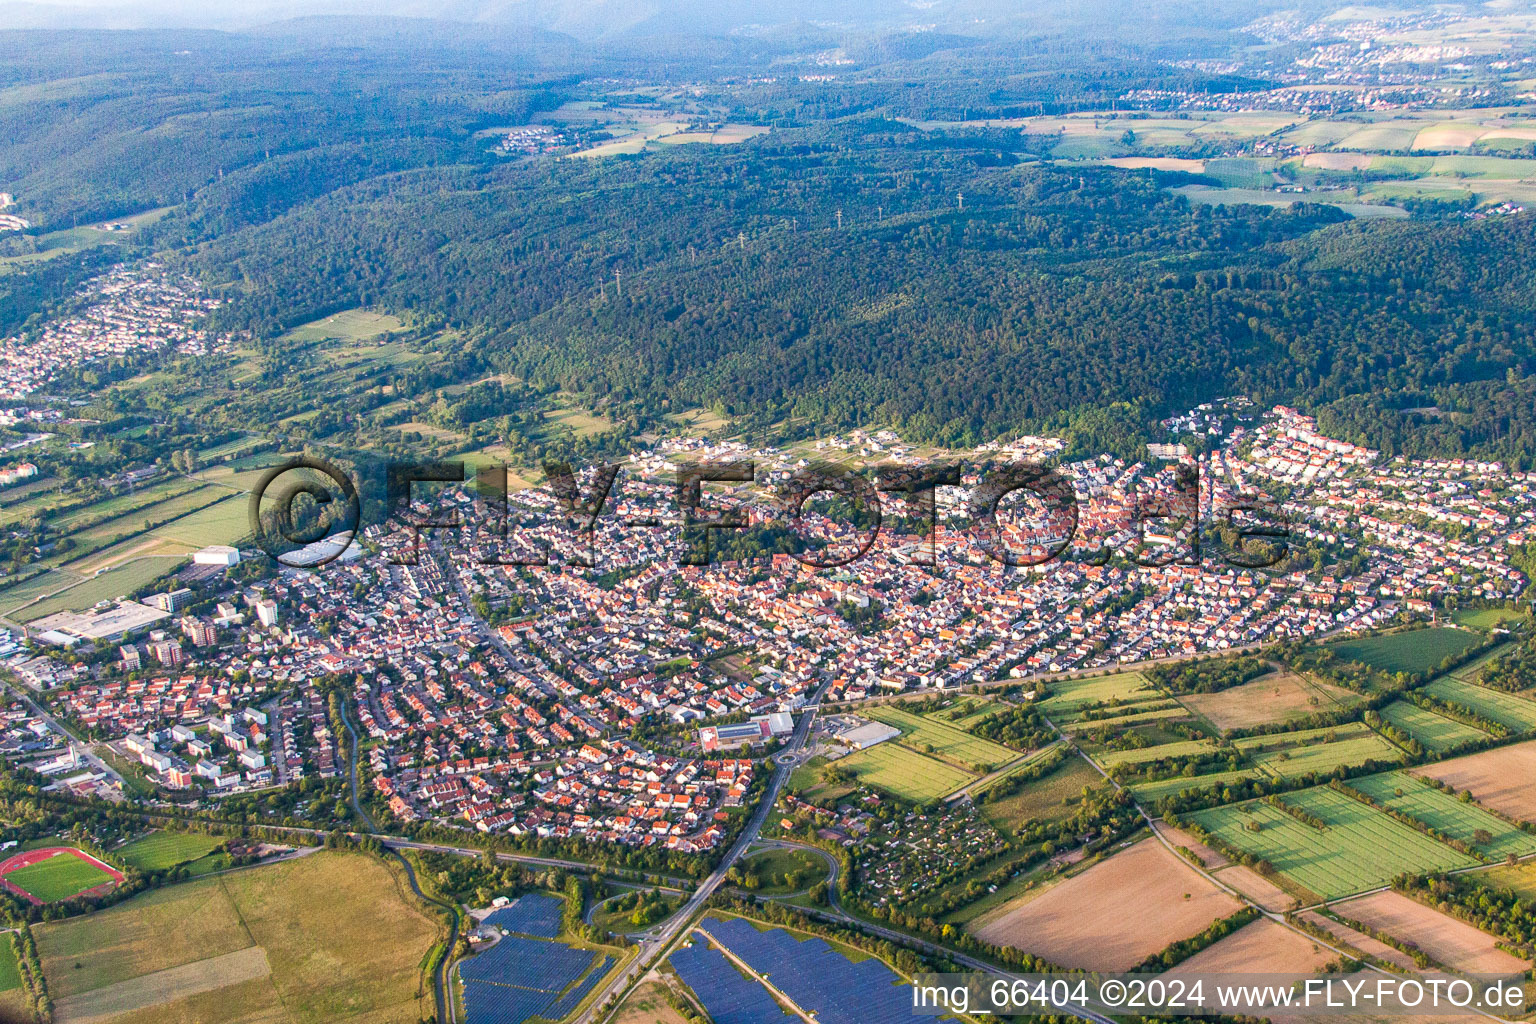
[543,955,614,1019]
[459,934,595,992]
[704,918,913,1024]
[484,893,565,938]
[669,941,791,1024]
[463,981,558,1024]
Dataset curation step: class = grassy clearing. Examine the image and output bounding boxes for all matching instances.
[1187,787,1477,900]
[863,705,1017,770]
[1037,672,1157,718]
[1326,628,1481,676]
[835,743,974,802]
[117,832,223,872]
[978,755,1106,831]
[739,847,828,895]
[1453,606,1528,631]
[280,308,403,344]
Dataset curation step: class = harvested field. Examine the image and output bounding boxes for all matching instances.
[1178,671,1358,732]
[1166,918,1332,977]
[1412,738,1536,823]
[53,946,272,1024]
[1302,152,1374,170]
[1211,865,1295,913]
[1153,823,1228,869]
[1298,912,1417,972]
[970,839,1241,971]
[1334,890,1526,975]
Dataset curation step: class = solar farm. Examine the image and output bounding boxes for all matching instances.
[459,894,619,1024]
[687,917,914,1024]
[669,941,792,1024]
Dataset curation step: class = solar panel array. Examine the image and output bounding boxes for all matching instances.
[669,941,793,1024]
[461,931,609,1024]
[544,955,613,1019]
[484,893,565,937]
[706,918,913,1024]
[461,934,595,989]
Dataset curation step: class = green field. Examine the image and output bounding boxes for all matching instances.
[836,742,975,801]
[1248,733,1404,779]
[151,494,251,548]
[1350,771,1536,861]
[864,705,1018,770]
[280,308,404,344]
[1037,671,1158,716]
[0,934,21,991]
[1421,676,1536,732]
[1453,606,1528,632]
[13,557,182,621]
[1091,738,1217,768]
[1188,788,1478,900]
[3,850,115,902]
[35,850,438,1021]
[1327,628,1481,676]
[1129,769,1260,805]
[117,832,224,871]
[1376,700,1490,752]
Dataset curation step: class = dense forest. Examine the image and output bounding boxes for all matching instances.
[7,26,1536,461]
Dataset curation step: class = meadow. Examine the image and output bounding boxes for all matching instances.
[116,832,223,872]
[1326,628,1481,676]
[1247,732,1404,779]
[835,742,974,802]
[978,755,1107,830]
[863,705,1018,770]
[36,850,439,1024]
[1187,788,1477,901]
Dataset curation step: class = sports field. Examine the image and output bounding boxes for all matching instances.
[836,742,974,801]
[117,832,223,872]
[37,849,439,1024]
[1420,676,1536,732]
[1187,788,1477,901]
[0,848,122,904]
[1326,628,1480,676]
[1349,771,1536,860]
[1376,700,1490,752]
[863,705,1017,769]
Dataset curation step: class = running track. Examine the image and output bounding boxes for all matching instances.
[0,847,123,905]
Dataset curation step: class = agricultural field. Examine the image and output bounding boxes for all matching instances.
[834,743,974,802]
[35,850,439,1024]
[1092,738,1216,768]
[1420,676,1536,732]
[1177,671,1359,733]
[1128,769,1261,806]
[1348,771,1536,860]
[11,557,181,621]
[1036,671,1159,719]
[1376,700,1490,752]
[1326,628,1481,676]
[1164,918,1333,980]
[970,839,1241,971]
[1333,890,1527,975]
[1413,738,1536,823]
[862,706,1017,770]
[1186,788,1478,901]
[115,832,223,872]
[1247,732,1404,779]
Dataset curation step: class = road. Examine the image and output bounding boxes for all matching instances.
[337,697,461,1024]
[0,675,125,789]
[568,677,830,1024]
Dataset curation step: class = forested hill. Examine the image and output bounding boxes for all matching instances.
[174,128,1536,457]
